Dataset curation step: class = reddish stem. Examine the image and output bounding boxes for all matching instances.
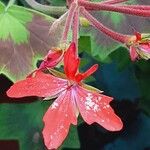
[66,0,74,7]
[101,0,128,5]
[72,7,79,55]
[62,2,77,43]
[78,0,150,17]
[80,7,128,43]
[119,5,150,10]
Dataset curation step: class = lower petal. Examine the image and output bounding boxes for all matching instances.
[139,44,150,53]
[129,46,138,61]
[75,86,123,131]
[42,90,77,149]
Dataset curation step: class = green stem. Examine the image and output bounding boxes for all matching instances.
[5,0,16,11]
[25,0,67,17]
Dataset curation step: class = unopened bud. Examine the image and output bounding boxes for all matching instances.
[79,17,90,27]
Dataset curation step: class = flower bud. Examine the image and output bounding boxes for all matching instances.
[39,47,64,69]
[79,17,91,27]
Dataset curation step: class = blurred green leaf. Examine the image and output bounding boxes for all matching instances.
[101,12,125,28]
[79,36,91,54]
[109,46,131,71]
[61,126,80,149]
[0,101,46,150]
[135,60,150,116]
[0,99,80,150]
[0,1,64,81]
[80,28,119,62]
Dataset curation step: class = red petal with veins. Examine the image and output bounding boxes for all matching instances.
[42,90,77,149]
[64,42,79,79]
[7,71,68,98]
[75,86,123,131]
[129,46,138,61]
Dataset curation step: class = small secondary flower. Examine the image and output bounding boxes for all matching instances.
[126,32,150,61]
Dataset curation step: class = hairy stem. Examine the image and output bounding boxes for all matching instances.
[119,5,150,10]
[78,0,150,17]
[101,0,128,4]
[25,0,67,17]
[80,7,128,43]
[72,7,79,54]
[62,2,77,43]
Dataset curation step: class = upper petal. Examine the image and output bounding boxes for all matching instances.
[42,90,77,149]
[75,64,98,82]
[75,86,123,131]
[64,42,79,79]
[7,71,68,98]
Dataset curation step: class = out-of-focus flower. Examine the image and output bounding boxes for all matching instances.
[27,47,64,77]
[39,47,64,70]
[126,32,150,61]
[7,43,123,150]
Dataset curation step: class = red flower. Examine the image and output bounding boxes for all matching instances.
[7,43,123,150]
[127,32,150,61]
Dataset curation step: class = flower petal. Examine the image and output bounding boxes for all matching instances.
[42,90,77,149]
[139,43,150,53]
[75,64,98,82]
[129,46,138,61]
[64,42,79,79]
[135,31,141,42]
[7,71,68,98]
[39,49,63,70]
[75,86,123,131]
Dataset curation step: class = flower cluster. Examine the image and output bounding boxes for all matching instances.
[7,0,150,149]
[65,0,150,61]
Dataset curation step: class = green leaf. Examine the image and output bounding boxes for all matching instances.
[0,12,31,44]
[80,27,120,62]
[61,126,80,149]
[79,36,91,54]
[0,99,80,149]
[0,1,4,11]
[109,46,131,71]
[101,12,125,28]
[0,1,64,81]
[0,101,46,150]
[0,3,33,44]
